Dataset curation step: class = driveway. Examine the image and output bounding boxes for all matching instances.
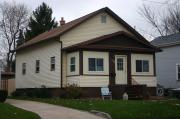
[6,99,104,119]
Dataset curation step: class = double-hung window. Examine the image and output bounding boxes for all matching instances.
[88,58,104,71]
[176,64,180,81]
[136,60,149,72]
[50,57,55,71]
[35,60,40,73]
[70,57,75,72]
[22,63,26,75]
[101,15,107,23]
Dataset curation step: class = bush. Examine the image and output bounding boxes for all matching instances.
[172,90,180,99]
[62,84,82,99]
[0,90,8,102]
[11,90,26,97]
[34,85,51,98]
[11,85,51,98]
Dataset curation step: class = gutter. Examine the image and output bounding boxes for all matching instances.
[154,42,180,48]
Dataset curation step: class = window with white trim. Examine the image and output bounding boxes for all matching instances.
[136,60,149,72]
[22,63,26,75]
[176,64,180,81]
[50,57,55,71]
[35,60,40,73]
[88,58,104,71]
[70,57,75,72]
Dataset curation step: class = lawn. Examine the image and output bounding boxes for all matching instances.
[0,103,41,119]
[12,97,180,119]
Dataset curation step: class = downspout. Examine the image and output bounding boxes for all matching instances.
[57,38,63,88]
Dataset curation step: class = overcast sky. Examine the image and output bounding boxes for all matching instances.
[5,0,168,40]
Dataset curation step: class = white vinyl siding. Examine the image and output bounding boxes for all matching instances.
[60,12,132,48]
[132,76,157,87]
[67,76,109,87]
[16,40,61,88]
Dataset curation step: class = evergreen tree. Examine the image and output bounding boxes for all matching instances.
[25,2,58,40]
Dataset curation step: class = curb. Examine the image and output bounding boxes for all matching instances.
[90,110,112,119]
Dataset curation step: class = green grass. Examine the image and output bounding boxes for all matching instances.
[0,103,41,119]
[12,97,180,119]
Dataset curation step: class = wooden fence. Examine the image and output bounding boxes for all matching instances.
[0,79,15,96]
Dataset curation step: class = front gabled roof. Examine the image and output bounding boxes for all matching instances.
[62,31,160,52]
[17,7,151,50]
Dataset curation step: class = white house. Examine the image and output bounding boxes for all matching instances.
[15,7,160,97]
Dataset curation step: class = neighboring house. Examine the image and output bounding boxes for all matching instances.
[151,33,180,89]
[15,7,159,97]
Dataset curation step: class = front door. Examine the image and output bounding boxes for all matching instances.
[115,55,127,84]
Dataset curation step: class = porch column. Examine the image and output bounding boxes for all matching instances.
[127,52,132,85]
[109,52,115,85]
[79,51,83,75]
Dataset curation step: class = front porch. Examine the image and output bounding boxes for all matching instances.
[75,85,156,99]
[61,31,158,98]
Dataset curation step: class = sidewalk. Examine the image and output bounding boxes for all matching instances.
[6,99,104,119]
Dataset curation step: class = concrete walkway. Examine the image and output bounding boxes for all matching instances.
[6,99,104,119]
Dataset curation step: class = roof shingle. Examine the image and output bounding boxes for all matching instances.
[151,33,180,47]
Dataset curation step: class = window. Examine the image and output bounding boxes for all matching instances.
[88,58,104,71]
[117,58,123,71]
[35,60,40,73]
[70,57,75,72]
[22,63,26,75]
[50,57,55,71]
[136,60,149,72]
[176,64,180,81]
[101,15,107,23]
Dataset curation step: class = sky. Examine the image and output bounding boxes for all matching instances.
[4,0,170,40]
[0,0,172,60]
[5,0,155,40]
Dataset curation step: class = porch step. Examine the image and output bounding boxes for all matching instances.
[109,85,147,99]
[126,90,143,100]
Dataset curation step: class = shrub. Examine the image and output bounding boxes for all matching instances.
[34,85,51,98]
[0,90,8,102]
[172,90,180,99]
[11,90,26,97]
[11,85,51,98]
[63,84,82,99]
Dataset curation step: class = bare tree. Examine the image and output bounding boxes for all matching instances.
[139,4,165,36]
[139,0,180,37]
[164,6,180,34]
[0,1,29,71]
